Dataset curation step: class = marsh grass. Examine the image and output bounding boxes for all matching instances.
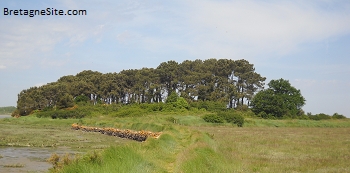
[192,126,350,172]
[244,118,350,127]
[1,113,350,172]
[58,116,350,173]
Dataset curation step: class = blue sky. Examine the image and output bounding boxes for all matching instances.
[1,0,350,117]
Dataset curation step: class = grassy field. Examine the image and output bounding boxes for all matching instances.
[0,114,350,172]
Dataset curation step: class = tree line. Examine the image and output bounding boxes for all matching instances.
[15,59,266,116]
[0,106,16,115]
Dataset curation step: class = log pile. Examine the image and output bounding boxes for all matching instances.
[71,123,161,142]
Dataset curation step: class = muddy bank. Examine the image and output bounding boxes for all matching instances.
[0,147,77,173]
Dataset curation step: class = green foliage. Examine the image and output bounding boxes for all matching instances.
[251,78,305,118]
[166,91,179,103]
[175,97,189,109]
[257,111,276,119]
[308,113,332,120]
[15,59,266,116]
[332,113,347,119]
[74,95,90,103]
[217,111,245,127]
[57,93,74,109]
[0,106,16,115]
[139,102,164,112]
[165,92,189,110]
[202,114,225,123]
[111,105,148,117]
[190,100,226,112]
[36,109,87,119]
[236,104,249,111]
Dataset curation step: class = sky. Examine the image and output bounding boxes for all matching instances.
[1,0,350,117]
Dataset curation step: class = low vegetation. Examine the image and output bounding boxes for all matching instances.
[1,109,350,172]
[0,106,16,115]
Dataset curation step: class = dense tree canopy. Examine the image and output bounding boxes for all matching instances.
[251,79,306,118]
[15,59,266,116]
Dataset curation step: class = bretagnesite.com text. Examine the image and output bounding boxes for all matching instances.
[3,8,87,17]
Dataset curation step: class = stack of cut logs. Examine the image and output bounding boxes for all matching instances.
[71,123,161,142]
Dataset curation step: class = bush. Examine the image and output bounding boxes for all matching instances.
[139,103,158,112]
[166,91,179,103]
[236,104,249,111]
[175,97,189,109]
[202,114,224,123]
[57,93,75,109]
[11,109,20,117]
[74,95,90,103]
[255,111,277,119]
[257,111,268,119]
[190,101,226,112]
[308,113,332,120]
[332,113,347,119]
[217,111,245,127]
[297,114,310,120]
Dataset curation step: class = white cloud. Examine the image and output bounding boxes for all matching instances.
[0,16,108,69]
[0,1,152,69]
[184,0,350,58]
[0,65,6,69]
[1,1,350,69]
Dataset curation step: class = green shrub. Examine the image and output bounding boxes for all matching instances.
[202,114,224,123]
[190,100,226,112]
[236,104,249,111]
[297,114,310,120]
[332,113,347,119]
[74,95,90,103]
[57,93,74,109]
[217,111,245,127]
[308,113,332,120]
[137,102,165,112]
[257,111,268,119]
[166,91,179,103]
[317,113,332,120]
[36,109,88,119]
[175,97,189,109]
[256,111,277,119]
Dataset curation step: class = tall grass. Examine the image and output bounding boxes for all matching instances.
[61,146,159,173]
[2,112,350,172]
[244,118,350,127]
[192,126,350,172]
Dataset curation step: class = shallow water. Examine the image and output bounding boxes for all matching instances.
[0,147,77,173]
[0,115,12,119]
